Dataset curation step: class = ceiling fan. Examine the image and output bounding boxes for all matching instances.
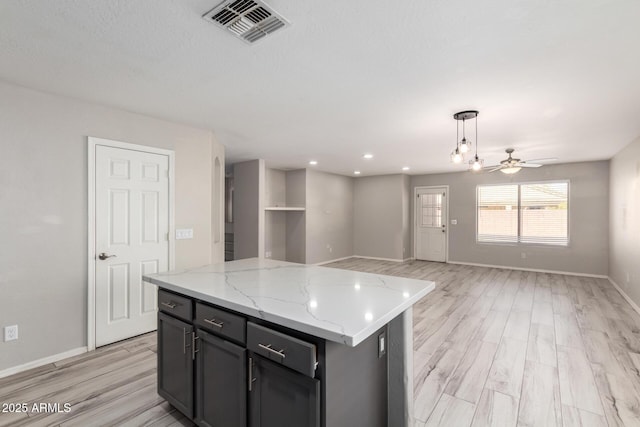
[486,148,556,174]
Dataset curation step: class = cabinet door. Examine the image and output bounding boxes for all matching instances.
[196,329,247,427]
[249,354,320,427]
[158,312,194,418]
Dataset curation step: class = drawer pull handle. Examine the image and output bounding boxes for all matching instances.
[258,343,286,359]
[203,318,224,328]
[161,301,177,309]
[248,357,256,392]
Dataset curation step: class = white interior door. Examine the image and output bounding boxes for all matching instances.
[95,145,169,347]
[415,187,447,262]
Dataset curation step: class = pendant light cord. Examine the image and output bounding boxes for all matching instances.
[475,115,478,157]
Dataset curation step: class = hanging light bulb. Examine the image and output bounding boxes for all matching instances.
[459,137,470,153]
[451,147,463,163]
[450,118,465,164]
[470,154,483,171]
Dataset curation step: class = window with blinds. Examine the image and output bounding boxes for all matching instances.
[477,181,569,246]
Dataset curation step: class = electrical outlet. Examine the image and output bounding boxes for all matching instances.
[378,331,386,358]
[4,325,18,342]
[265,251,272,258]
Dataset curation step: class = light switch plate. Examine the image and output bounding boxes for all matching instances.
[175,229,194,240]
[451,219,458,225]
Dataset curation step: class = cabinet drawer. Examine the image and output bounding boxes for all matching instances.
[195,302,246,345]
[247,323,316,377]
[158,289,192,322]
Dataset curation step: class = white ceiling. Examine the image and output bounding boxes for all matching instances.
[1,0,639,176]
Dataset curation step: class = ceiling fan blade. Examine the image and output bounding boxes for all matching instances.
[519,163,542,168]
[526,157,557,163]
[486,166,503,172]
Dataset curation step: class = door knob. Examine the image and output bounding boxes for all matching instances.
[98,253,117,260]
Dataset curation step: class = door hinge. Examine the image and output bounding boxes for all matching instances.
[442,192,445,197]
[166,232,170,241]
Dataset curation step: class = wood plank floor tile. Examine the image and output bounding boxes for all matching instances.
[552,294,575,315]
[471,388,518,427]
[575,304,610,334]
[531,301,555,327]
[517,361,562,427]
[414,342,465,422]
[445,340,498,404]
[503,310,532,341]
[425,393,476,427]
[554,314,584,349]
[511,286,535,313]
[476,310,510,344]
[561,405,607,427]
[447,315,484,352]
[591,363,640,426]
[534,286,553,304]
[486,337,527,398]
[526,323,557,367]
[557,346,603,415]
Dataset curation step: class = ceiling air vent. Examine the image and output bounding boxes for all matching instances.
[203,0,290,44]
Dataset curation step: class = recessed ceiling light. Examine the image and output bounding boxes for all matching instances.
[309,160,318,165]
[354,171,361,175]
[363,154,373,159]
[402,166,410,171]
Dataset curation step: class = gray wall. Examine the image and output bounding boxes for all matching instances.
[264,168,287,261]
[0,81,223,372]
[609,136,640,306]
[410,161,610,275]
[286,170,306,263]
[353,175,409,260]
[401,175,411,260]
[305,170,354,264]
[233,159,264,260]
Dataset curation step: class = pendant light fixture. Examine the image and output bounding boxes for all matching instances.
[452,110,482,172]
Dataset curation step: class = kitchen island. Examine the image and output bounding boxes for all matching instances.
[144,258,434,427]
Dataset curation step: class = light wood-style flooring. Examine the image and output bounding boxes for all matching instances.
[326,258,640,427]
[2,259,640,426]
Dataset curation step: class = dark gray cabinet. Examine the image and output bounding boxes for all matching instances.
[158,312,194,418]
[195,328,247,427]
[249,354,320,427]
[158,288,389,427]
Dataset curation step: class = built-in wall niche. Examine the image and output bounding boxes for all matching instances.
[264,168,306,263]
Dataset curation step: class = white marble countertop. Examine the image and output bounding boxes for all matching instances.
[144,258,435,346]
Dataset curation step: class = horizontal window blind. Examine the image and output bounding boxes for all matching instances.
[520,183,568,245]
[478,185,518,243]
[477,182,568,246]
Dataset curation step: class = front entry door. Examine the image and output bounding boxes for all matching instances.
[95,144,170,346]
[415,187,447,262]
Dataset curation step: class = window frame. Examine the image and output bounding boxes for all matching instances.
[475,179,570,247]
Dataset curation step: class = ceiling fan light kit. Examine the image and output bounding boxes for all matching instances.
[451,110,483,172]
[486,148,550,174]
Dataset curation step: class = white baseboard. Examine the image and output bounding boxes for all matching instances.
[0,346,87,379]
[608,277,640,316]
[447,260,608,279]
[314,256,353,266]
[353,255,406,263]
